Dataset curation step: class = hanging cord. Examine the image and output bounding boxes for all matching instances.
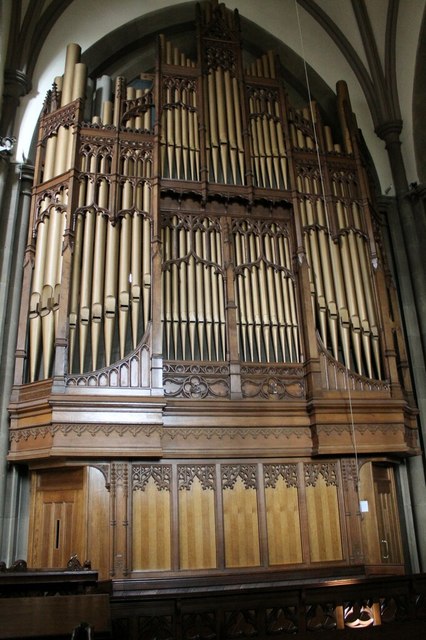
[294,0,360,491]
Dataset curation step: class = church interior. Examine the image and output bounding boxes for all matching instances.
[0,0,425,637]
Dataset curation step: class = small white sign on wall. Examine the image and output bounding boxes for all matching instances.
[360,500,369,513]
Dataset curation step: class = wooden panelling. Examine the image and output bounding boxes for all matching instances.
[304,463,343,562]
[178,465,217,569]
[86,466,111,580]
[264,464,302,565]
[222,465,260,568]
[132,466,172,570]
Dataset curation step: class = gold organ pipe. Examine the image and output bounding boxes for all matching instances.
[262,106,274,188]
[283,235,300,361]
[131,212,142,349]
[316,199,339,359]
[29,212,49,381]
[69,208,84,372]
[216,229,226,359]
[324,125,334,152]
[179,224,188,358]
[171,224,180,357]
[305,198,327,347]
[126,87,136,129]
[195,229,205,358]
[336,201,362,373]
[166,83,174,177]
[274,104,287,188]
[40,194,64,378]
[91,210,106,370]
[188,87,196,180]
[211,228,222,360]
[354,234,381,375]
[202,224,213,359]
[174,83,182,179]
[241,232,255,361]
[181,84,189,180]
[163,227,172,358]
[249,97,261,187]
[135,89,143,129]
[257,236,271,361]
[234,233,247,360]
[267,100,280,188]
[249,233,262,360]
[61,43,80,106]
[119,182,132,358]
[208,71,219,181]
[277,234,295,361]
[142,215,151,332]
[79,208,95,372]
[232,76,244,184]
[215,66,228,182]
[264,234,279,360]
[188,244,197,359]
[224,69,238,184]
[255,97,267,187]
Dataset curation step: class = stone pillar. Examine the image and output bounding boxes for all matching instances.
[0,162,34,560]
[376,121,426,571]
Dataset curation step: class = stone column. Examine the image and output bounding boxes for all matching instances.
[0,162,34,560]
[376,120,426,571]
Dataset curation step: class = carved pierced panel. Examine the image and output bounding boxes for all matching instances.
[132,464,172,492]
[178,465,216,491]
[304,462,338,487]
[264,463,298,489]
[163,362,230,398]
[221,464,257,490]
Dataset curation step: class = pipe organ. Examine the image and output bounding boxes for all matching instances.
[9,1,418,589]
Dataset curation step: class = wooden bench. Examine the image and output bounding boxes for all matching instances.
[0,594,111,639]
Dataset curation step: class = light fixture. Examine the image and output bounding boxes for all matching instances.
[0,136,16,154]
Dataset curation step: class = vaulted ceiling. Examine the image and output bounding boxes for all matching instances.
[1,0,424,189]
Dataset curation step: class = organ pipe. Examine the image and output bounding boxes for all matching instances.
[21,7,390,393]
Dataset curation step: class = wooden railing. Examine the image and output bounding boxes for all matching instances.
[111,570,426,639]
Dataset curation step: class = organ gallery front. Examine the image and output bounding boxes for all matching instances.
[8,1,419,583]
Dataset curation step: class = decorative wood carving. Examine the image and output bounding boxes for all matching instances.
[163,363,230,398]
[132,464,171,492]
[304,462,338,487]
[178,464,216,491]
[221,464,257,490]
[264,463,298,489]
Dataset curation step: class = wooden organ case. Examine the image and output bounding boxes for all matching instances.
[9,1,419,585]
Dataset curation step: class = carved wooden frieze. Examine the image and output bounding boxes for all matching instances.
[178,464,216,491]
[132,464,172,491]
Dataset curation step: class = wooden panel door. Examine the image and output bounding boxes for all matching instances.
[29,468,85,568]
[359,462,404,572]
[372,465,403,565]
